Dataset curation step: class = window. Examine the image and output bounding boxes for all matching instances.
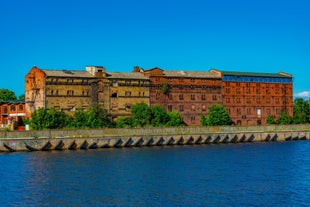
[275,89,280,95]
[237,108,242,115]
[191,116,196,122]
[212,95,217,101]
[246,98,251,104]
[246,88,250,94]
[179,105,184,111]
[10,105,16,112]
[201,94,206,100]
[247,108,251,115]
[111,92,118,98]
[226,88,230,94]
[266,108,271,115]
[275,98,280,104]
[236,88,241,94]
[169,94,172,100]
[4,106,8,114]
[168,105,172,111]
[256,98,261,104]
[179,94,184,100]
[191,94,195,100]
[226,98,231,103]
[125,91,132,96]
[257,108,261,115]
[19,105,23,111]
[266,98,271,104]
[156,93,160,100]
[236,98,241,103]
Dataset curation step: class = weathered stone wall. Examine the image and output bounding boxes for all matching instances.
[0,124,309,152]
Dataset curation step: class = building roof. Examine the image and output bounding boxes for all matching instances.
[0,100,24,105]
[218,70,292,78]
[42,69,95,78]
[164,70,221,78]
[107,72,149,80]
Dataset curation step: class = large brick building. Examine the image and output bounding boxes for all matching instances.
[25,65,293,126]
[25,66,150,122]
[137,67,222,125]
[210,69,293,125]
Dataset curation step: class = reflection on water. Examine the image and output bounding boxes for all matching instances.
[1,141,310,206]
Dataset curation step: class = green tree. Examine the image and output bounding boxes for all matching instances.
[276,110,292,125]
[0,89,17,101]
[162,82,169,95]
[293,98,310,124]
[200,114,208,126]
[151,105,169,127]
[70,108,87,128]
[30,108,48,130]
[45,107,70,129]
[116,116,132,128]
[166,111,183,126]
[84,105,110,128]
[131,102,152,127]
[205,104,232,126]
[266,114,275,125]
[18,94,25,101]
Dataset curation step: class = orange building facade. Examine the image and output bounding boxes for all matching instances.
[0,101,26,129]
[211,69,293,125]
[24,66,293,126]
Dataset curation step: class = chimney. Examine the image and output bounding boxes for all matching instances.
[133,66,140,72]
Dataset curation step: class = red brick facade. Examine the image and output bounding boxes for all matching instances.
[140,67,222,125]
[0,102,26,129]
[211,69,293,125]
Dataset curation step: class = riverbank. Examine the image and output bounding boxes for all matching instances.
[1,124,309,152]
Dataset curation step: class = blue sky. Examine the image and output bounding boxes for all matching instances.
[1,0,309,98]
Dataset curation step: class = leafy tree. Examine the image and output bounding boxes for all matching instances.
[151,105,169,127]
[84,105,110,128]
[0,89,17,101]
[276,110,292,125]
[18,94,25,101]
[45,107,70,129]
[200,114,208,126]
[204,104,232,126]
[162,82,169,94]
[30,108,48,130]
[131,102,152,127]
[116,116,132,128]
[266,114,275,125]
[70,108,87,128]
[166,111,183,126]
[30,107,70,129]
[293,98,310,124]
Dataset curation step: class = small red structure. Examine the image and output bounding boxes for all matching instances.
[0,101,26,129]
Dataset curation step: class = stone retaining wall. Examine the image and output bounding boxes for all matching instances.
[0,124,309,152]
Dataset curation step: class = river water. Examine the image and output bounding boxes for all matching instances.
[1,141,310,207]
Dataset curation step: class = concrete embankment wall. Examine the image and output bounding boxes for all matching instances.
[0,124,310,152]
